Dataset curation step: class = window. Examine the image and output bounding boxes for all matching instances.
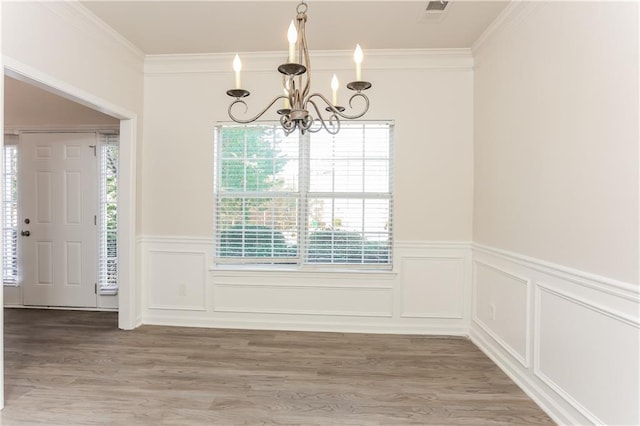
[3,141,18,284]
[214,122,393,268]
[98,134,118,294]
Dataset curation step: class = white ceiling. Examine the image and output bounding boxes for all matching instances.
[81,1,509,55]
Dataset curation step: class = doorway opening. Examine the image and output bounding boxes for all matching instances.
[2,63,138,331]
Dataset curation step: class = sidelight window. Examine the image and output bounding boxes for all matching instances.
[2,141,18,285]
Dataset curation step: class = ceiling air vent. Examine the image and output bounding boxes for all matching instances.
[420,1,450,22]
[426,1,448,11]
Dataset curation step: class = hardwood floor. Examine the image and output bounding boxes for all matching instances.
[2,309,553,425]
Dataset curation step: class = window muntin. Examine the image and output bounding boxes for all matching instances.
[214,122,393,268]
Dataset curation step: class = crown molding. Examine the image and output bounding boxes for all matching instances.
[471,1,541,61]
[45,1,145,64]
[144,48,473,75]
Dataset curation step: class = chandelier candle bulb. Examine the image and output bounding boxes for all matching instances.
[331,74,339,106]
[233,54,242,89]
[288,21,298,63]
[354,44,364,81]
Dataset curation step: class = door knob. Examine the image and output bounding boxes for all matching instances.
[21,230,30,237]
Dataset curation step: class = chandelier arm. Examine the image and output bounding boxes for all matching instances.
[306,93,370,120]
[228,95,288,124]
[347,92,371,119]
[307,99,340,135]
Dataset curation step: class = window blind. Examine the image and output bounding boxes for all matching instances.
[305,124,392,265]
[98,134,119,294]
[2,142,18,284]
[215,125,300,264]
[214,122,393,268]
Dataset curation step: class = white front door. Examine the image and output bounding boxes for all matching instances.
[20,133,97,308]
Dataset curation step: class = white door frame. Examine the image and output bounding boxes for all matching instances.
[1,58,139,331]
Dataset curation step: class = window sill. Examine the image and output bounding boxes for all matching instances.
[210,265,397,280]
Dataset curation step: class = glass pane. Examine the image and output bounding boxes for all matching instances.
[363,160,389,192]
[216,197,298,259]
[364,125,391,158]
[219,125,299,192]
[309,159,333,192]
[333,160,363,192]
[332,127,363,157]
[306,198,390,264]
[99,141,118,293]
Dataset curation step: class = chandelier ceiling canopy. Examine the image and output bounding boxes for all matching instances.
[226,1,372,135]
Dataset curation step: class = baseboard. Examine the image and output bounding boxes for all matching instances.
[470,325,577,425]
[4,305,118,312]
[142,313,469,336]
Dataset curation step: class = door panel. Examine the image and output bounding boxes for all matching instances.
[20,133,97,308]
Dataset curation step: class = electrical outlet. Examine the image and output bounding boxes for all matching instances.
[489,304,496,320]
[179,283,187,296]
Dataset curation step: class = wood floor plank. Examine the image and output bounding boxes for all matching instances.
[1,308,553,425]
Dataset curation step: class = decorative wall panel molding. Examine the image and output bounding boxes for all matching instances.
[400,256,465,319]
[471,244,639,426]
[139,237,471,335]
[472,259,530,367]
[213,283,393,317]
[534,285,639,426]
[147,249,207,311]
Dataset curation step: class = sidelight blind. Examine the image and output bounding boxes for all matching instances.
[214,122,393,268]
[2,140,18,284]
[98,134,119,294]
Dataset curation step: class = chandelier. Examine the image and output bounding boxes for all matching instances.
[225,1,372,135]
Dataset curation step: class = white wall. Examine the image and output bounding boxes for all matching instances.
[471,2,639,425]
[142,51,474,240]
[2,2,143,118]
[473,2,639,285]
[4,76,118,128]
[139,50,475,333]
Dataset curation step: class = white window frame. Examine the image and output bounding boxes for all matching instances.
[214,121,394,270]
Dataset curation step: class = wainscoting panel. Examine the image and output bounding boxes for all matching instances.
[214,283,392,317]
[535,285,639,426]
[471,244,640,426]
[473,260,529,366]
[139,237,472,335]
[400,256,465,319]
[147,249,207,311]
